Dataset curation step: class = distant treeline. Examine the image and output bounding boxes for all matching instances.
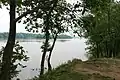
[0,32,73,39]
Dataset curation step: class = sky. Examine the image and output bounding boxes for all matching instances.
[0,7,27,33]
[0,0,78,33]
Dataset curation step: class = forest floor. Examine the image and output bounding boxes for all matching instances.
[36,58,120,80]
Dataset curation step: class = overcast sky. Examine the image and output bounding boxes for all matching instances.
[0,8,26,32]
[0,0,78,33]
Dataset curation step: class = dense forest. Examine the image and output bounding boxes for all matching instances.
[0,0,120,80]
[0,33,73,39]
[81,0,120,59]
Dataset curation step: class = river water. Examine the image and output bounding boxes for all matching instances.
[0,39,87,80]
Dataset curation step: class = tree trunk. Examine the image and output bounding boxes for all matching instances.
[40,13,50,75]
[40,30,49,75]
[40,0,58,75]
[48,33,58,71]
[113,40,116,58]
[105,41,109,57]
[99,45,103,57]
[0,0,16,80]
[96,43,99,58]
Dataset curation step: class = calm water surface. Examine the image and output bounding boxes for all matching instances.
[0,39,87,80]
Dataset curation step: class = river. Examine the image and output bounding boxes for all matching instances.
[0,39,87,80]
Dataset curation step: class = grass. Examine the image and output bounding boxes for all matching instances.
[31,58,120,80]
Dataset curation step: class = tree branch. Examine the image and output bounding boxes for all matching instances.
[15,6,40,22]
[15,10,32,22]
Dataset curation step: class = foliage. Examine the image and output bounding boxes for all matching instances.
[0,41,29,79]
[77,0,120,59]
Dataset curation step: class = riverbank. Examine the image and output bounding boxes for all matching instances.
[33,58,120,80]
